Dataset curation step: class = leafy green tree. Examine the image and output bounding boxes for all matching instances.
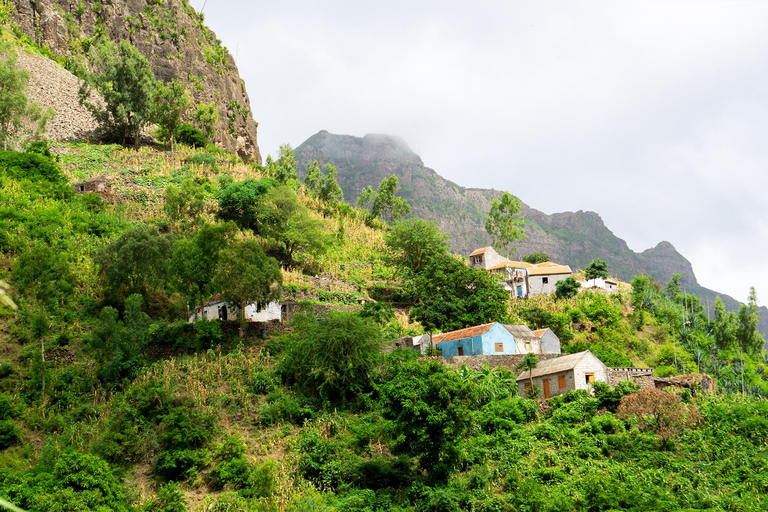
[555,276,581,300]
[385,218,450,274]
[91,294,150,386]
[163,178,207,229]
[713,297,737,351]
[193,101,218,141]
[376,353,479,482]
[278,311,381,403]
[169,222,237,313]
[216,178,275,234]
[409,256,507,332]
[79,39,156,148]
[584,258,610,283]
[358,175,411,223]
[516,353,539,398]
[260,185,332,267]
[153,79,190,153]
[736,287,764,358]
[271,144,299,185]
[359,301,395,326]
[213,239,282,337]
[0,45,53,150]
[11,245,74,311]
[523,252,550,264]
[666,273,684,300]
[96,226,174,309]
[303,160,343,203]
[485,192,526,259]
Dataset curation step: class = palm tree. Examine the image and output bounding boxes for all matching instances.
[516,353,539,397]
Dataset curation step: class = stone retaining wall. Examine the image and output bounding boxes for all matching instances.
[447,353,561,371]
[607,367,655,388]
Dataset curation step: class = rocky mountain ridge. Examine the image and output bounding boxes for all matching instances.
[11,0,261,162]
[294,130,768,336]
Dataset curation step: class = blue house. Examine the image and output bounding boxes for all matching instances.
[433,322,516,360]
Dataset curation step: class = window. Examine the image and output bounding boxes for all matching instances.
[495,343,503,352]
[524,383,531,393]
[457,346,464,356]
[585,373,595,384]
[477,255,483,263]
[542,277,549,284]
[558,375,566,388]
[525,341,531,351]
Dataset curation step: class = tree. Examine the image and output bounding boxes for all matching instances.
[713,297,737,351]
[665,273,684,300]
[163,179,207,229]
[96,226,174,310]
[216,178,275,234]
[616,388,701,450]
[357,175,411,223]
[0,45,53,150]
[555,276,581,300]
[516,353,539,398]
[271,144,299,185]
[376,354,479,482]
[193,101,218,141]
[736,287,764,358]
[278,311,381,403]
[260,185,333,267]
[168,222,237,313]
[79,40,156,149]
[523,252,550,264]
[409,256,507,333]
[385,218,450,274]
[11,245,74,312]
[212,239,282,337]
[153,79,190,153]
[485,192,526,260]
[303,160,343,203]
[584,259,610,284]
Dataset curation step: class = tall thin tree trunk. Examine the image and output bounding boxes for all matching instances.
[40,337,46,419]
[239,300,245,338]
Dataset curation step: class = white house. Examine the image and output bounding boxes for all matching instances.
[526,263,573,296]
[189,292,282,323]
[576,277,620,294]
[469,246,507,270]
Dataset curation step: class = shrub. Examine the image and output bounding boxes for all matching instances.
[0,420,20,449]
[0,393,18,420]
[617,388,702,450]
[257,388,314,426]
[146,481,187,512]
[155,448,206,481]
[176,123,207,148]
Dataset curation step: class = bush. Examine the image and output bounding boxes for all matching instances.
[0,420,20,449]
[0,393,18,420]
[257,388,314,426]
[155,448,206,481]
[145,481,187,512]
[176,123,207,148]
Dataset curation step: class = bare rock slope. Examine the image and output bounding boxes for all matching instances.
[11,0,261,162]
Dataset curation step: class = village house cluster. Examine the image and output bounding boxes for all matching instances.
[469,245,629,297]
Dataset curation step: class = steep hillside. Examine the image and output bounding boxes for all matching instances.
[10,0,261,161]
[294,130,768,337]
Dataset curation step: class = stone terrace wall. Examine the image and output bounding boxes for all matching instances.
[447,353,561,371]
[607,367,655,389]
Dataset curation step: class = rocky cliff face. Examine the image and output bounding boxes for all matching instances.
[11,0,261,162]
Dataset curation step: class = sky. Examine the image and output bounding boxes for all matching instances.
[200,1,768,304]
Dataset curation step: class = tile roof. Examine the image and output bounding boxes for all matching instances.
[532,328,548,338]
[203,292,227,306]
[433,322,496,344]
[527,264,572,276]
[515,351,605,381]
[488,260,533,271]
[469,246,492,257]
[502,324,538,340]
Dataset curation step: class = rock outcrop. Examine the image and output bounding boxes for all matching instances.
[11,0,261,162]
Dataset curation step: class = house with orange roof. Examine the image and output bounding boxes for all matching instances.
[468,246,507,270]
[433,322,517,360]
[532,328,561,354]
[526,263,573,296]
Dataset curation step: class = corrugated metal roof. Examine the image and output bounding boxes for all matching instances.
[469,246,492,257]
[516,350,603,381]
[527,264,572,276]
[433,322,496,344]
[502,324,538,340]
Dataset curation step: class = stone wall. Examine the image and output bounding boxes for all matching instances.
[280,300,362,324]
[447,353,561,371]
[607,367,655,389]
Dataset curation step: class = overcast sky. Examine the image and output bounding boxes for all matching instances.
[201,1,768,304]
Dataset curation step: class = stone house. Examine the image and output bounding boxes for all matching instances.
[468,246,507,270]
[516,350,608,398]
[383,334,432,354]
[526,262,573,296]
[72,175,110,194]
[433,322,517,360]
[503,324,542,354]
[532,328,562,354]
[189,292,282,323]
